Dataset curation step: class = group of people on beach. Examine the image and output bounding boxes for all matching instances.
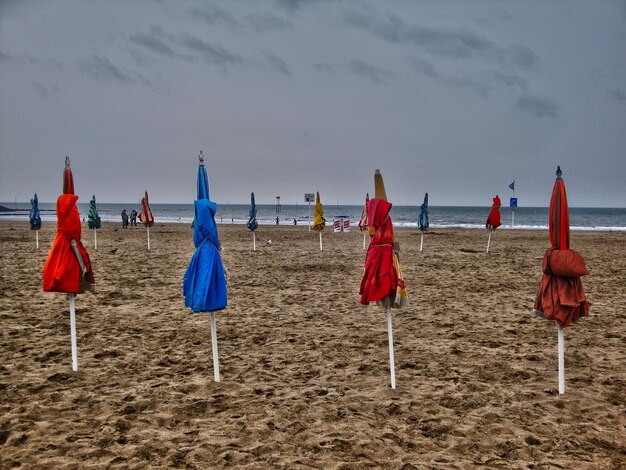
[121,209,138,229]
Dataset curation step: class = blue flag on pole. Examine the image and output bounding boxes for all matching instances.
[509,181,515,191]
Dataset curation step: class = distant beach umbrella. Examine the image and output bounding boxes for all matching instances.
[183,151,227,382]
[418,192,429,252]
[312,191,325,250]
[30,193,41,249]
[533,166,589,394]
[485,195,501,253]
[139,190,154,250]
[360,169,408,389]
[42,157,95,371]
[247,192,258,251]
[88,195,101,250]
[358,193,369,250]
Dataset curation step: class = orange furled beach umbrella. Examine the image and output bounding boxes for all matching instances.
[42,157,95,371]
[139,190,155,250]
[360,169,408,389]
[533,166,589,394]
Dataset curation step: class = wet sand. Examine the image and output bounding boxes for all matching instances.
[1,220,624,468]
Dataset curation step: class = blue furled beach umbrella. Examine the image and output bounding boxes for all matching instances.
[30,193,42,248]
[247,192,258,251]
[418,192,429,252]
[183,150,227,382]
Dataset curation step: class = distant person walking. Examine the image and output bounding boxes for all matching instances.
[276,216,280,225]
[130,209,138,227]
[121,209,129,229]
[293,218,297,225]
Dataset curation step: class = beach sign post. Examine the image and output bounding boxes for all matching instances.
[305,193,314,232]
[509,181,516,227]
[139,190,155,251]
[533,167,589,395]
[183,151,228,382]
[42,157,96,371]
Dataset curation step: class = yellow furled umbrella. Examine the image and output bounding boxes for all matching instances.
[312,191,325,250]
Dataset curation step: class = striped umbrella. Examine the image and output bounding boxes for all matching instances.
[139,190,154,250]
[42,156,95,371]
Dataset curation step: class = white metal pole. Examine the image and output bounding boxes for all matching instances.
[387,301,396,389]
[253,232,256,251]
[486,231,492,253]
[363,231,366,250]
[319,231,323,251]
[558,325,565,395]
[69,294,78,371]
[512,210,515,228]
[308,201,311,232]
[94,228,97,250]
[36,230,39,250]
[420,232,424,252]
[210,312,220,382]
[147,226,151,251]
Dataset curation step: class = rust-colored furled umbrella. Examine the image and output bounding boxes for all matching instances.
[42,157,95,371]
[533,166,589,394]
[485,195,501,253]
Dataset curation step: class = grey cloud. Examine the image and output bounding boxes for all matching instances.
[77,55,134,83]
[180,35,241,66]
[130,26,191,60]
[609,89,626,104]
[493,71,528,91]
[411,58,490,98]
[247,13,293,33]
[343,9,538,69]
[263,50,290,75]
[188,5,239,29]
[515,94,558,117]
[31,81,60,98]
[348,59,394,84]
[314,62,334,73]
[274,0,330,12]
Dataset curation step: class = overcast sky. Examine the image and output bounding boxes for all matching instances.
[1,0,625,207]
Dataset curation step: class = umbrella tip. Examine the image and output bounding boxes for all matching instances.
[65,156,71,169]
[375,169,381,175]
[198,151,204,165]
[556,166,562,178]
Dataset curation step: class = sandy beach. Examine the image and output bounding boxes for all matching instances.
[1,220,624,469]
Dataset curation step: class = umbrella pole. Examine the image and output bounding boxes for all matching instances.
[94,228,97,250]
[558,325,565,394]
[69,294,78,371]
[386,301,396,389]
[210,312,220,382]
[420,232,424,252]
[363,231,366,250]
[36,230,39,250]
[319,231,323,251]
[486,231,492,253]
[253,231,256,251]
[147,226,151,251]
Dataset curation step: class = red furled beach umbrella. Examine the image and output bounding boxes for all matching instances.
[533,166,589,394]
[138,190,155,250]
[485,195,501,253]
[360,170,408,389]
[358,192,369,249]
[42,156,95,371]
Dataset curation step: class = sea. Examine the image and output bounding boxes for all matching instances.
[2,202,625,231]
